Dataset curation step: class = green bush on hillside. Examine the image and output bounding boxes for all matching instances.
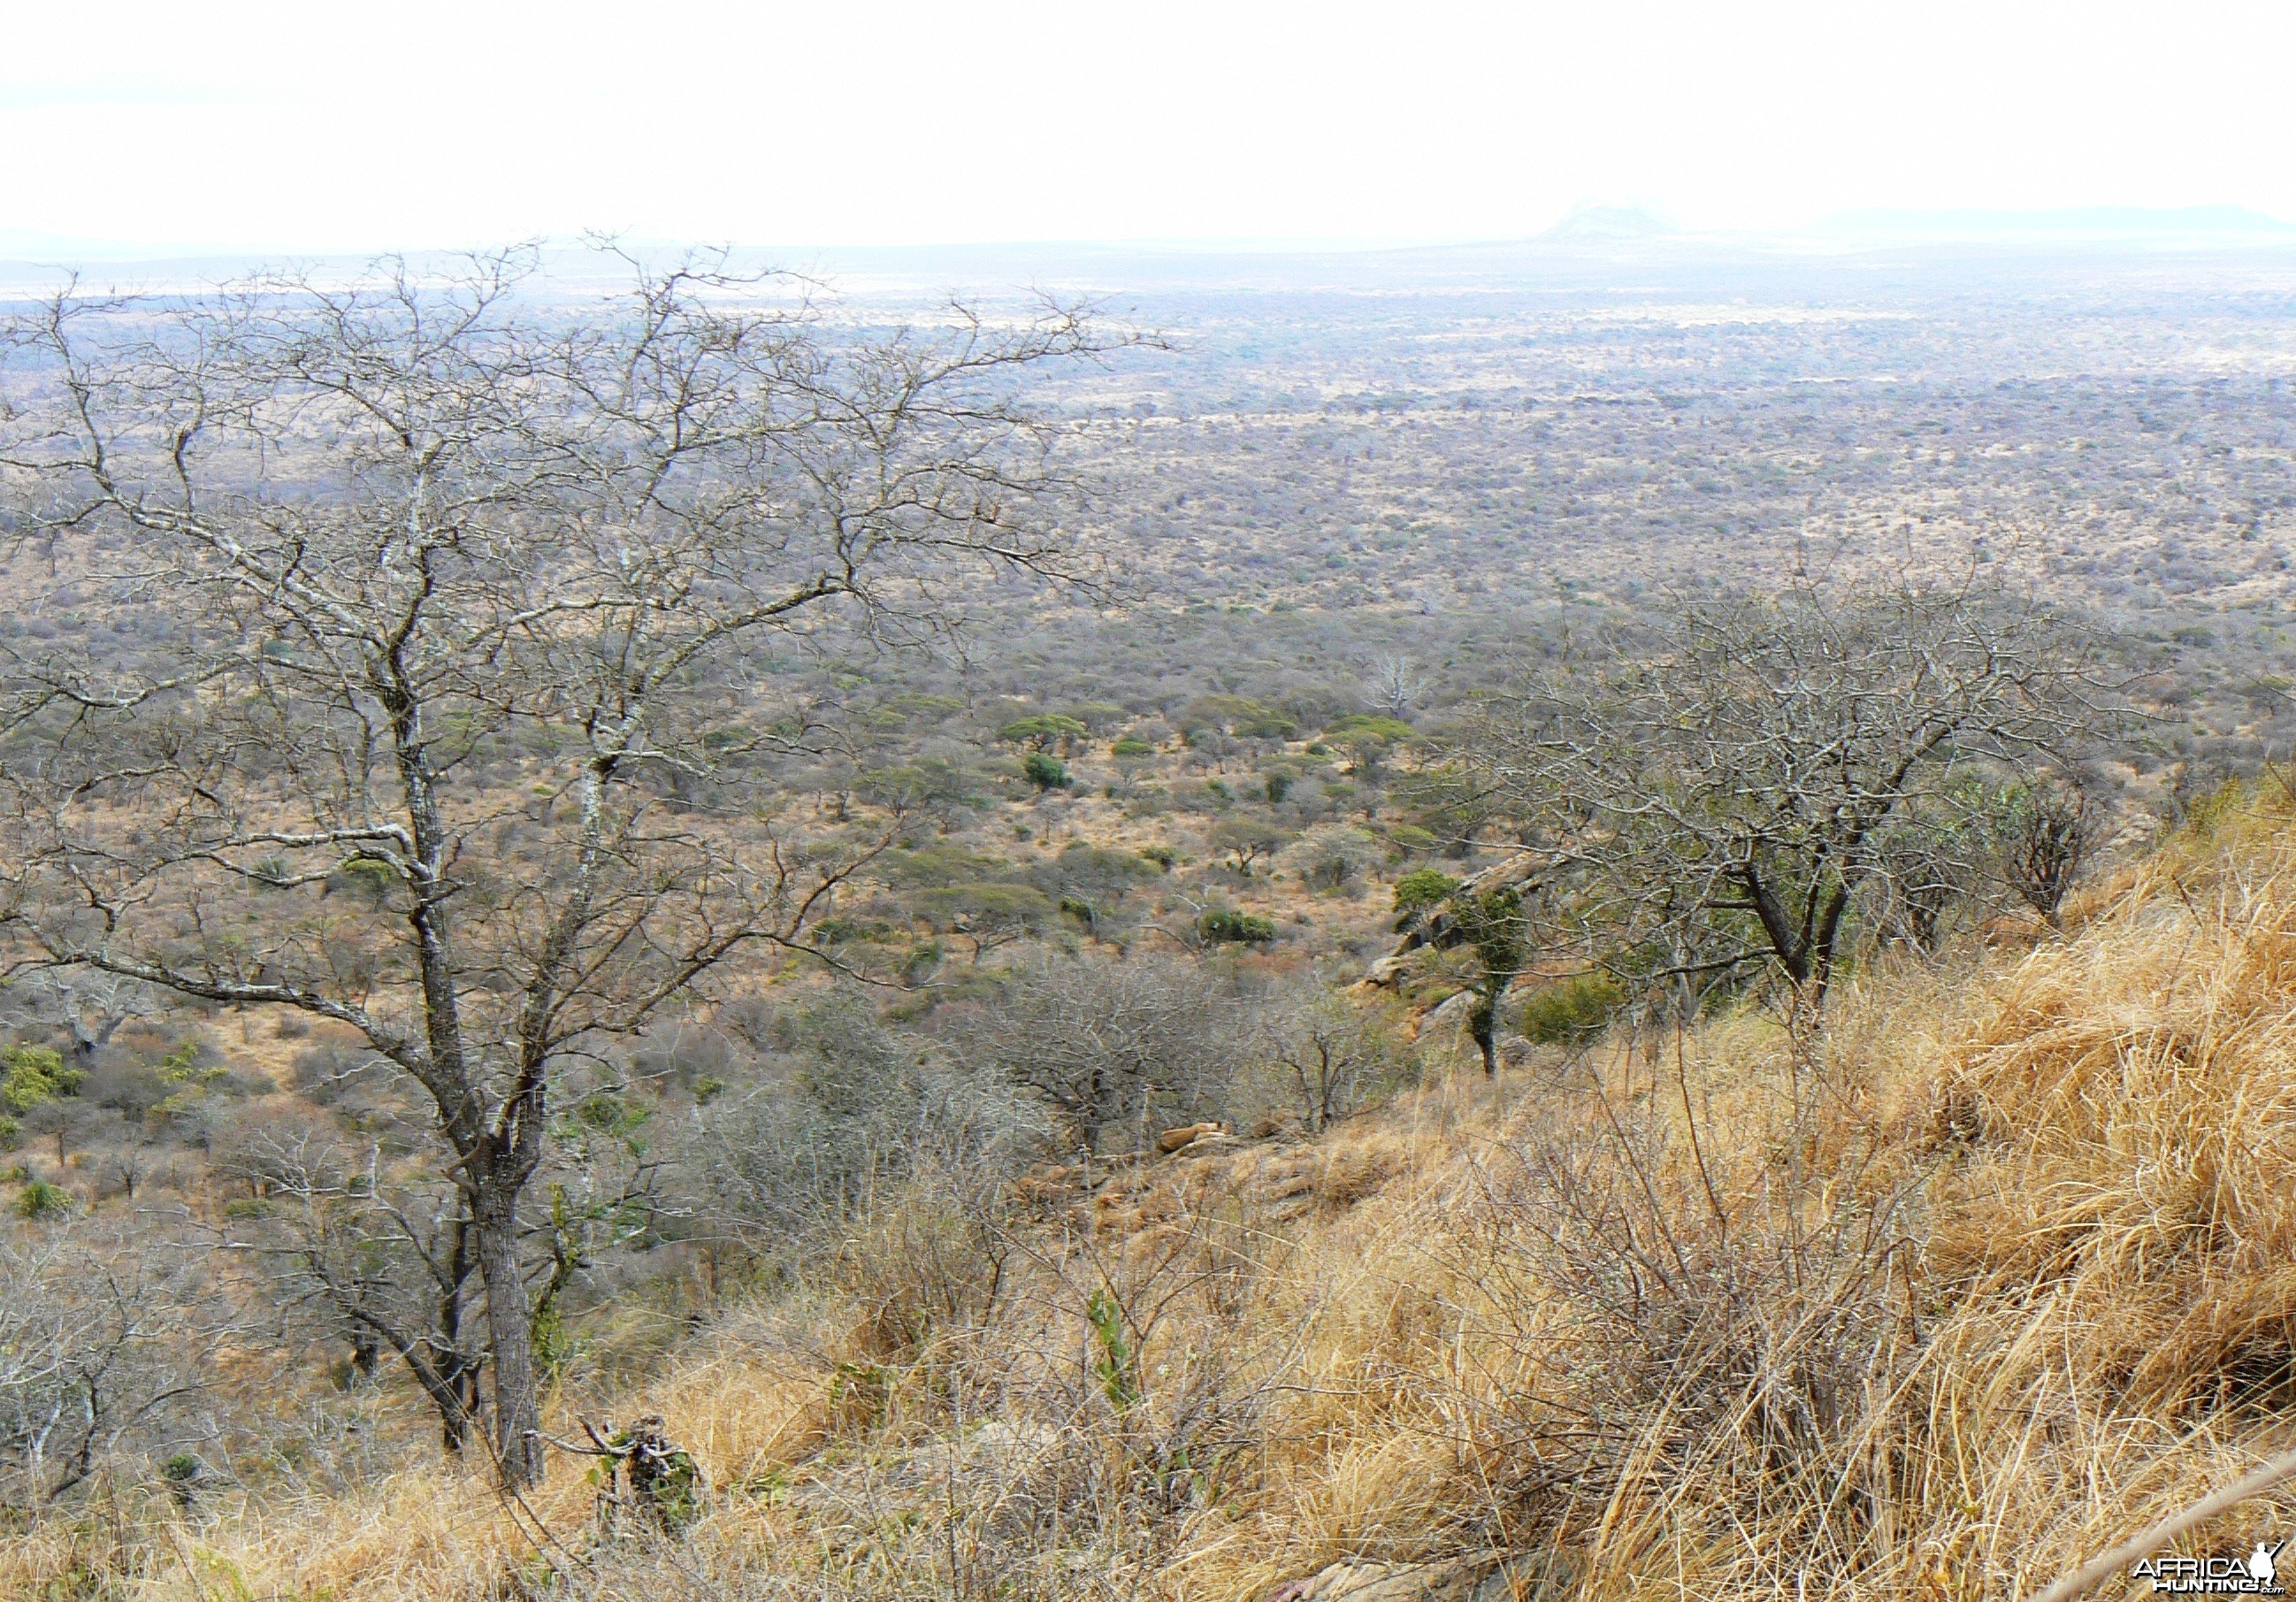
[1199,908,1276,945]
[999,714,1089,750]
[1179,694,1297,742]
[2,1044,82,1115]
[12,1178,71,1219]
[1392,869,1461,923]
[1323,714,1414,746]
[1518,973,1625,1046]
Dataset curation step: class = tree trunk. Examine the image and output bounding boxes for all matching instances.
[1470,989,1499,1078]
[1806,882,1852,1010]
[472,1201,544,1488]
[448,1368,479,1455]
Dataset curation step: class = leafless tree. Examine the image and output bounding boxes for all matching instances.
[1,970,160,1072]
[2001,778,2099,928]
[0,247,1110,1485]
[1263,983,1411,1131]
[217,1129,488,1453]
[0,1219,226,1507]
[1472,578,2102,1009]
[681,993,1047,1255]
[1871,830,1965,954]
[953,954,1245,1154]
[1366,654,1425,722]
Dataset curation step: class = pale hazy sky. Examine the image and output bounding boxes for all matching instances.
[6,0,2293,252]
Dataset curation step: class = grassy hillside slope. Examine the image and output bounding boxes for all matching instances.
[14,793,2296,1600]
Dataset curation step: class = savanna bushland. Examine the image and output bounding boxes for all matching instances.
[1,234,2293,1600]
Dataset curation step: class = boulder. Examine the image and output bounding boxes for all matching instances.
[1418,989,1476,1046]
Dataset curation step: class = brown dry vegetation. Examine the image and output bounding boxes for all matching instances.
[12,792,2296,1598]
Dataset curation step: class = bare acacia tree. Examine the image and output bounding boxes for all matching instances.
[1263,983,1411,1131]
[218,1129,487,1453]
[1365,654,1426,722]
[0,1220,226,1507]
[0,248,1108,1485]
[1,970,161,1071]
[2001,778,2099,928]
[954,953,1245,1154]
[1473,579,2101,1009]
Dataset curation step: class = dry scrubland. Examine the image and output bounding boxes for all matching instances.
[13,788,2296,1599]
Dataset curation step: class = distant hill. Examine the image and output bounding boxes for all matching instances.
[1538,204,1676,241]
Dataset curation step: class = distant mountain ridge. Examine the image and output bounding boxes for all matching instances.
[5,203,2296,297]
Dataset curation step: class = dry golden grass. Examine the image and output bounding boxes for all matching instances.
[16,797,2296,1599]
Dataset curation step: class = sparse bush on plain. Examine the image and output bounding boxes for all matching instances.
[1198,908,1276,945]
[0,231,2281,1602]
[1022,751,1071,791]
[11,1178,70,1219]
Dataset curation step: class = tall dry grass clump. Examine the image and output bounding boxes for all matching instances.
[12,801,2296,1599]
[1499,798,2296,1599]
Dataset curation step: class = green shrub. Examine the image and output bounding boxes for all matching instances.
[142,1040,227,1130]
[1264,772,1292,804]
[1392,868,1462,920]
[998,714,1088,749]
[13,1178,71,1219]
[1324,713,1415,745]
[1198,908,1276,945]
[160,1453,202,1509]
[1138,845,1178,871]
[1518,973,1625,1046]
[1022,752,1070,791]
[1110,735,1157,758]
[1,1044,81,1115]
[1178,694,1297,741]
[1086,1288,1141,1414]
[571,1091,648,1137]
[154,1041,224,1089]
[1211,817,1295,871]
